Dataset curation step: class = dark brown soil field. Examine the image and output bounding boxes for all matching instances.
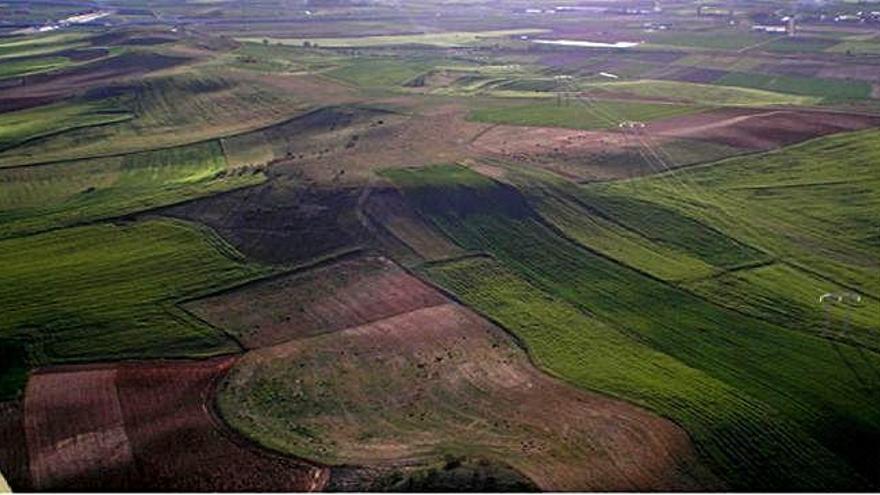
[645,108,880,150]
[221,302,721,491]
[162,181,366,265]
[22,358,328,492]
[186,255,448,348]
[0,401,31,492]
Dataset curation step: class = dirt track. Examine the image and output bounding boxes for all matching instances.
[22,358,327,492]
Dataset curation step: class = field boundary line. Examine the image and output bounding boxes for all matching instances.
[674,258,780,284]
[176,245,366,307]
[202,358,333,492]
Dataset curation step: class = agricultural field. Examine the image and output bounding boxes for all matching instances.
[240,29,548,48]
[1,0,879,492]
[469,99,705,130]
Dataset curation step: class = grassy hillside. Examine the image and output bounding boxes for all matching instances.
[0,218,271,399]
[716,72,871,101]
[0,101,132,153]
[596,129,880,298]
[326,58,438,87]
[0,73,305,166]
[0,141,265,239]
[386,164,880,489]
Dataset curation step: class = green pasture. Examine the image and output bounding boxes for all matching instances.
[387,164,880,489]
[583,79,817,106]
[326,57,438,87]
[468,99,703,129]
[0,101,132,154]
[646,31,768,50]
[0,141,264,239]
[0,32,90,60]
[763,36,840,53]
[0,73,303,166]
[716,72,871,100]
[0,55,71,79]
[596,129,880,297]
[0,218,272,397]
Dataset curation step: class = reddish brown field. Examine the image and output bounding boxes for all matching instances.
[469,107,880,180]
[644,107,880,150]
[186,256,448,348]
[0,401,31,492]
[22,358,327,492]
[221,303,721,491]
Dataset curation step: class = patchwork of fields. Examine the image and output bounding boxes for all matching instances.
[1,2,879,492]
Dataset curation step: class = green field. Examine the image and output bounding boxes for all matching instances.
[716,72,871,100]
[0,101,132,153]
[646,31,768,50]
[0,55,71,79]
[0,32,89,60]
[584,79,817,106]
[326,58,438,87]
[386,163,880,489]
[0,141,265,239]
[0,73,305,166]
[0,218,272,398]
[469,99,703,129]
[763,36,840,53]
[597,129,880,298]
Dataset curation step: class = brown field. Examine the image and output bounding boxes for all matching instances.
[22,358,327,492]
[0,401,30,492]
[470,107,880,181]
[270,103,491,184]
[186,255,448,348]
[470,124,737,181]
[161,181,365,264]
[644,107,880,150]
[220,302,720,491]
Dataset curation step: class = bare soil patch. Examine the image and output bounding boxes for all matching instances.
[470,124,695,180]
[221,302,720,491]
[161,180,366,265]
[645,107,880,150]
[22,358,326,491]
[0,401,31,492]
[272,103,491,184]
[186,255,448,348]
